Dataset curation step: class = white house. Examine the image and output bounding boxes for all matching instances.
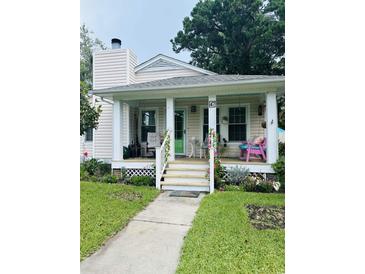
[80,39,285,193]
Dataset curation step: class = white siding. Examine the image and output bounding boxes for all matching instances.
[93,101,113,160]
[80,136,93,158]
[91,49,137,161]
[135,68,203,83]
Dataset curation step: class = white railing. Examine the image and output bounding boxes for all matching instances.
[155,131,170,189]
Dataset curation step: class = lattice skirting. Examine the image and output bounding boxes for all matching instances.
[125,168,155,178]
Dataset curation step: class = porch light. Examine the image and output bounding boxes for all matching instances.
[191,105,197,113]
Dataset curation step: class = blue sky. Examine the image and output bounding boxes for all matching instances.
[80,0,198,63]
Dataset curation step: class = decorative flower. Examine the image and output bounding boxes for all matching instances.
[83,151,88,157]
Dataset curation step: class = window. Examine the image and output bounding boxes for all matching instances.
[228,107,246,141]
[141,110,156,142]
[203,108,220,141]
[85,128,93,141]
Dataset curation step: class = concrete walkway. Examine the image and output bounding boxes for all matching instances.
[81,191,204,274]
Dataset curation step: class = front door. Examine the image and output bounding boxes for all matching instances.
[175,109,186,155]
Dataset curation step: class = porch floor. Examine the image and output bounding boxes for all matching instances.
[123,156,267,165]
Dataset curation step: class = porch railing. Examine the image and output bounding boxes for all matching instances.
[155,130,171,189]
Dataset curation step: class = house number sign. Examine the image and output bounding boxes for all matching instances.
[208,100,217,108]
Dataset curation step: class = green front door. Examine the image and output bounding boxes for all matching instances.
[175,110,185,154]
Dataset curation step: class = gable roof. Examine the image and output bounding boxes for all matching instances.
[92,74,284,95]
[134,54,217,76]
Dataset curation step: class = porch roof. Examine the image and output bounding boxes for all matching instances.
[91,74,284,97]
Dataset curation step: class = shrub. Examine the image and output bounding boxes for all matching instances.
[128,176,154,187]
[279,142,285,157]
[225,166,249,185]
[213,158,226,189]
[81,158,111,177]
[243,176,258,192]
[272,156,285,192]
[242,175,281,193]
[100,174,118,184]
[223,184,244,191]
[97,163,111,176]
[82,158,100,176]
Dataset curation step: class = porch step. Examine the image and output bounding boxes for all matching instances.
[158,160,210,192]
[161,181,209,187]
[165,168,207,176]
[168,162,209,169]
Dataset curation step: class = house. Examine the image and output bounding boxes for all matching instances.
[80,38,285,193]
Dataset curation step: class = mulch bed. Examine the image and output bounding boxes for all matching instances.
[246,205,285,230]
[110,192,143,201]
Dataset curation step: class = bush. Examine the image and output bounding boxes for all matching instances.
[223,184,244,191]
[81,158,111,176]
[241,175,281,193]
[100,174,118,184]
[128,176,155,187]
[272,156,285,192]
[213,158,226,189]
[97,163,111,176]
[242,176,257,192]
[225,166,249,185]
[279,142,285,157]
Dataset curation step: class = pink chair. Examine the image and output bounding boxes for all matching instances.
[239,138,266,162]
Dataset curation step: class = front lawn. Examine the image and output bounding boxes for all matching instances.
[176,192,285,274]
[80,182,159,260]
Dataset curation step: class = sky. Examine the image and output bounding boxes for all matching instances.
[80,0,199,64]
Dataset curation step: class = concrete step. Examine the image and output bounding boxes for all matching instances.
[168,163,209,169]
[163,177,209,184]
[162,185,210,192]
[161,181,209,187]
[165,168,207,176]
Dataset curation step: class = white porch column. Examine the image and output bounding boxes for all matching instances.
[166,97,175,161]
[112,100,122,161]
[121,102,130,148]
[208,95,217,194]
[266,92,279,164]
[208,95,217,131]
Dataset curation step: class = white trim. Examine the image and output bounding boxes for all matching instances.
[226,104,251,142]
[265,92,279,164]
[135,54,216,75]
[138,107,159,145]
[112,100,122,161]
[112,161,154,169]
[166,97,175,161]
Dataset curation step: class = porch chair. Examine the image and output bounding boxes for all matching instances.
[239,137,266,162]
[199,136,209,159]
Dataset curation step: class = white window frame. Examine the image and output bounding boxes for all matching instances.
[227,105,250,143]
[138,107,159,144]
[200,106,220,143]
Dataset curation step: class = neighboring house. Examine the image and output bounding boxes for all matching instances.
[81,38,285,193]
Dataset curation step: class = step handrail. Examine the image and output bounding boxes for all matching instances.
[155,130,171,189]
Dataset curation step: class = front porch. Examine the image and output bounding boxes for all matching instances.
[92,75,284,193]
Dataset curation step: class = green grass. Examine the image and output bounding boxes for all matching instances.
[80,182,159,260]
[176,192,285,274]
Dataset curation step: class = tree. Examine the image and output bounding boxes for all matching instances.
[80,24,105,136]
[171,0,285,75]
